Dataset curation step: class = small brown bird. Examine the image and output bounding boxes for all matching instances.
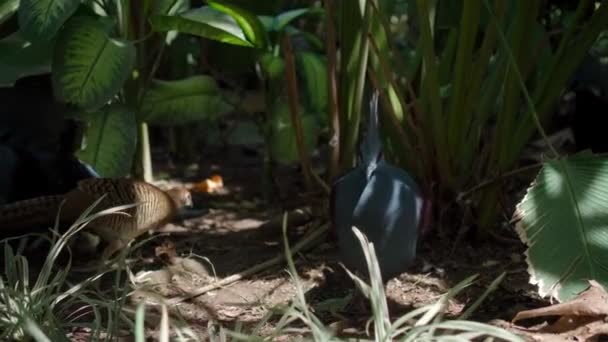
[0,178,193,261]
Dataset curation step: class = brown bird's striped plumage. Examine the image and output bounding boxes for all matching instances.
[0,178,192,260]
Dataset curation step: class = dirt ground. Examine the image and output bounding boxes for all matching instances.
[4,142,549,340]
[88,142,546,340]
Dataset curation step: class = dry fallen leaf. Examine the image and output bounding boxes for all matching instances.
[513,280,608,325]
[192,174,224,194]
[507,280,608,341]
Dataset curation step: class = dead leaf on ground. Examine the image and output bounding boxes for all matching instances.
[506,280,608,341]
[192,174,224,194]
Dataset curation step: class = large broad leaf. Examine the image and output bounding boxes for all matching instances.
[52,16,135,110]
[0,32,53,86]
[140,76,233,125]
[207,0,267,48]
[77,105,137,177]
[0,0,18,25]
[514,152,608,302]
[297,52,328,114]
[18,0,80,41]
[150,7,253,47]
[268,100,318,164]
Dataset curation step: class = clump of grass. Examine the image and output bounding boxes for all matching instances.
[0,197,139,341]
[2,204,525,341]
[218,213,524,341]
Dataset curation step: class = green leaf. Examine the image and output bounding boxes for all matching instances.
[297,52,327,114]
[514,152,608,302]
[260,8,322,32]
[259,52,284,80]
[208,0,267,48]
[156,0,189,15]
[150,7,253,47]
[77,105,137,177]
[274,7,322,32]
[269,100,318,164]
[18,0,80,41]
[0,32,53,87]
[0,0,19,26]
[140,75,233,125]
[52,16,135,110]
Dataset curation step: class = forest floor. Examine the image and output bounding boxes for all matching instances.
[76,142,548,340]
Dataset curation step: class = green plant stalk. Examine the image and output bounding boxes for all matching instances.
[461,0,505,172]
[496,0,549,168]
[367,1,433,184]
[337,0,369,171]
[437,29,458,85]
[477,0,608,229]
[133,1,154,182]
[510,0,608,166]
[282,34,313,191]
[475,1,542,229]
[323,0,341,183]
[446,0,480,178]
[138,123,153,182]
[365,1,426,179]
[416,0,453,187]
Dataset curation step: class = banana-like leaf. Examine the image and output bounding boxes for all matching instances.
[269,100,318,164]
[18,0,80,41]
[514,152,608,302]
[140,76,233,125]
[77,105,137,177]
[52,16,135,110]
[0,32,53,87]
[150,7,253,47]
[297,51,328,115]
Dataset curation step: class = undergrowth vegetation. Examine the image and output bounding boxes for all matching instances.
[1,210,522,341]
[2,0,608,340]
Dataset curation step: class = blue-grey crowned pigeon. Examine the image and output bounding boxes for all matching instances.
[331,91,423,281]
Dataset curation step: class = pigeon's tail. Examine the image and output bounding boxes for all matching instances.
[359,91,383,168]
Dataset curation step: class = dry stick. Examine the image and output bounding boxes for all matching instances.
[459,151,608,201]
[168,223,330,305]
[457,162,543,201]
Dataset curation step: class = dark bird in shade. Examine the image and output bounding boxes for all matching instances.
[0,74,99,205]
[331,92,423,281]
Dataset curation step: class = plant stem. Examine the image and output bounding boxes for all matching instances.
[483,0,559,159]
[323,0,340,183]
[282,34,314,192]
[138,122,153,182]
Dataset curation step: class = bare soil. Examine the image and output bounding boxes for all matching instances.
[105,143,548,340]
[4,143,548,340]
